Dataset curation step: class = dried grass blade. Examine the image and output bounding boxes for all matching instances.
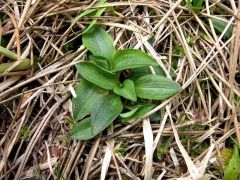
[101,125,114,180]
[168,109,200,179]
[143,118,153,180]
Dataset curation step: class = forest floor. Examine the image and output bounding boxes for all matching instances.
[0,0,240,179]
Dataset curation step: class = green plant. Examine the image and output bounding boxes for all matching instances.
[223,144,240,180]
[20,125,30,141]
[157,139,170,160]
[55,166,67,180]
[70,0,107,35]
[71,25,181,140]
[211,17,233,39]
[33,166,45,180]
[215,148,233,172]
[0,46,32,74]
[115,144,128,155]
[185,0,204,13]
[66,118,77,129]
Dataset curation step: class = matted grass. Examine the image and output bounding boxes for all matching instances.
[0,0,239,179]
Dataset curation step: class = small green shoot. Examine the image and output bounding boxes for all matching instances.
[71,0,107,34]
[33,166,45,180]
[55,166,67,180]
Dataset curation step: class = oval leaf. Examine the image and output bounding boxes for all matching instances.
[82,26,116,61]
[76,62,119,90]
[129,66,165,81]
[112,49,158,72]
[120,106,140,118]
[89,55,110,70]
[70,117,94,140]
[91,93,123,136]
[72,80,107,120]
[121,105,155,123]
[113,79,137,102]
[135,74,181,100]
[71,93,123,140]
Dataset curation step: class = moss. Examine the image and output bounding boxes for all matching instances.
[157,139,170,160]
[115,144,128,155]
[20,126,30,141]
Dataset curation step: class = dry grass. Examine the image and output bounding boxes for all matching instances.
[0,0,240,179]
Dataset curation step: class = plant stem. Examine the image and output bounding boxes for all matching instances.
[0,46,18,61]
[0,46,32,74]
[0,59,32,74]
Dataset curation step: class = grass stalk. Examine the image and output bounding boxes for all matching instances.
[0,59,31,74]
[0,46,19,61]
[0,46,32,73]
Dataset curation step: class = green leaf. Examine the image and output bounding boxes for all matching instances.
[121,104,155,122]
[72,80,107,120]
[192,0,203,11]
[83,8,106,34]
[71,9,97,29]
[76,62,119,90]
[186,1,193,10]
[135,74,181,100]
[185,0,203,13]
[82,26,116,61]
[112,49,158,72]
[113,79,137,102]
[130,105,154,118]
[223,145,240,180]
[70,117,94,140]
[89,55,110,70]
[129,66,165,81]
[91,93,123,135]
[120,106,140,118]
[212,18,233,38]
[71,93,123,140]
[72,0,107,34]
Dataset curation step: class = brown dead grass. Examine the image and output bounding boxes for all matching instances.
[0,0,240,179]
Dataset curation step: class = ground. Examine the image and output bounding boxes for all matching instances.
[0,0,240,179]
